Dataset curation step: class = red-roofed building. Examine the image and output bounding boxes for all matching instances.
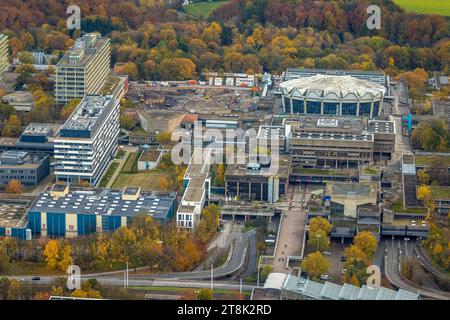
[180,113,199,129]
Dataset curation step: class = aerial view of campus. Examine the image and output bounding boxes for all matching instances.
[0,0,449,311]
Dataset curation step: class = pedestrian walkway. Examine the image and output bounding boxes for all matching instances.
[272,185,308,273]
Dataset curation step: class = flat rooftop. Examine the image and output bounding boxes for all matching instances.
[367,120,395,134]
[429,186,450,200]
[59,95,114,137]
[22,123,59,137]
[292,167,359,177]
[326,182,378,197]
[29,188,176,220]
[291,132,373,142]
[139,150,161,162]
[257,125,286,139]
[285,116,363,133]
[57,34,108,67]
[2,91,34,102]
[0,200,28,228]
[226,156,290,178]
[138,109,186,120]
[415,155,450,167]
[0,150,47,168]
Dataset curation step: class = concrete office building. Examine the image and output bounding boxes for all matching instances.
[27,185,176,238]
[177,148,211,230]
[2,91,35,112]
[290,130,374,169]
[0,150,50,186]
[287,116,395,168]
[280,75,386,119]
[138,109,187,133]
[225,156,290,203]
[0,34,8,82]
[55,33,110,104]
[54,95,119,186]
[324,181,380,239]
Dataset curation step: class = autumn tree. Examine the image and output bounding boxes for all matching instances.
[417,185,435,218]
[417,169,430,185]
[215,163,225,187]
[93,233,114,270]
[158,177,171,191]
[43,239,73,272]
[353,231,377,260]
[197,205,220,244]
[111,226,140,270]
[307,217,332,251]
[197,288,213,300]
[122,62,138,80]
[2,114,21,137]
[60,98,81,120]
[5,179,24,194]
[309,217,332,234]
[156,131,172,143]
[43,240,59,270]
[396,68,428,101]
[301,252,330,280]
[308,229,329,252]
[260,265,273,281]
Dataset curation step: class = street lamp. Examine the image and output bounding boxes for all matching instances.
[316,233,322,252]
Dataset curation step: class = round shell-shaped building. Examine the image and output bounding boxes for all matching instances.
[280,74,386,119]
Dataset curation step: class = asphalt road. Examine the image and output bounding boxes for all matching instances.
[243,228,257,277]
[384,239,450,300]
[10,276,254,291]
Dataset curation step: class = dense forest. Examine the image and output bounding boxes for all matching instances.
[0,0,449,80]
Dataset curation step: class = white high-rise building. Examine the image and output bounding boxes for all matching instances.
[55,33,110,105]
[54,95,119,186]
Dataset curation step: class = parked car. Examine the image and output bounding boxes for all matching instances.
[31,276,41,281]
[340,256,347,262]
[320,274,331,281]
[323,251,331,255]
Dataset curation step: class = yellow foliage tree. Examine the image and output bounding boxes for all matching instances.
[300,251,330,280]
[59,241,73,272]
[309,217,332,234]
[5,179,24,194]
[353,231,378,260]
[43,240,59,270]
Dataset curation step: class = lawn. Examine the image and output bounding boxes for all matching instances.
[112,171,174,191]
[414,155,450,167]
[394,0,450,16]
[121,152,140,173]
[183,1,228,19]
[98,161,120,188]
[292,167,350,176]
[429,186,450,199]
[391,200,427,214]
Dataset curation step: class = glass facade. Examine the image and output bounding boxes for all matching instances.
[324,102,339,115]
[292,99,304,113]
[306,100,321,114]
[283,97,291,113]
[342,103,357,115]
[373,101,380,117]
[359,102,371,116]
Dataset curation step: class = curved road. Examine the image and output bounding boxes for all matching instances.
[384,241,450,300]
[8,230,256,284]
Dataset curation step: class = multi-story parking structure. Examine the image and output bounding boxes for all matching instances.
[54,95,119,186]
[55,33,110,105]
